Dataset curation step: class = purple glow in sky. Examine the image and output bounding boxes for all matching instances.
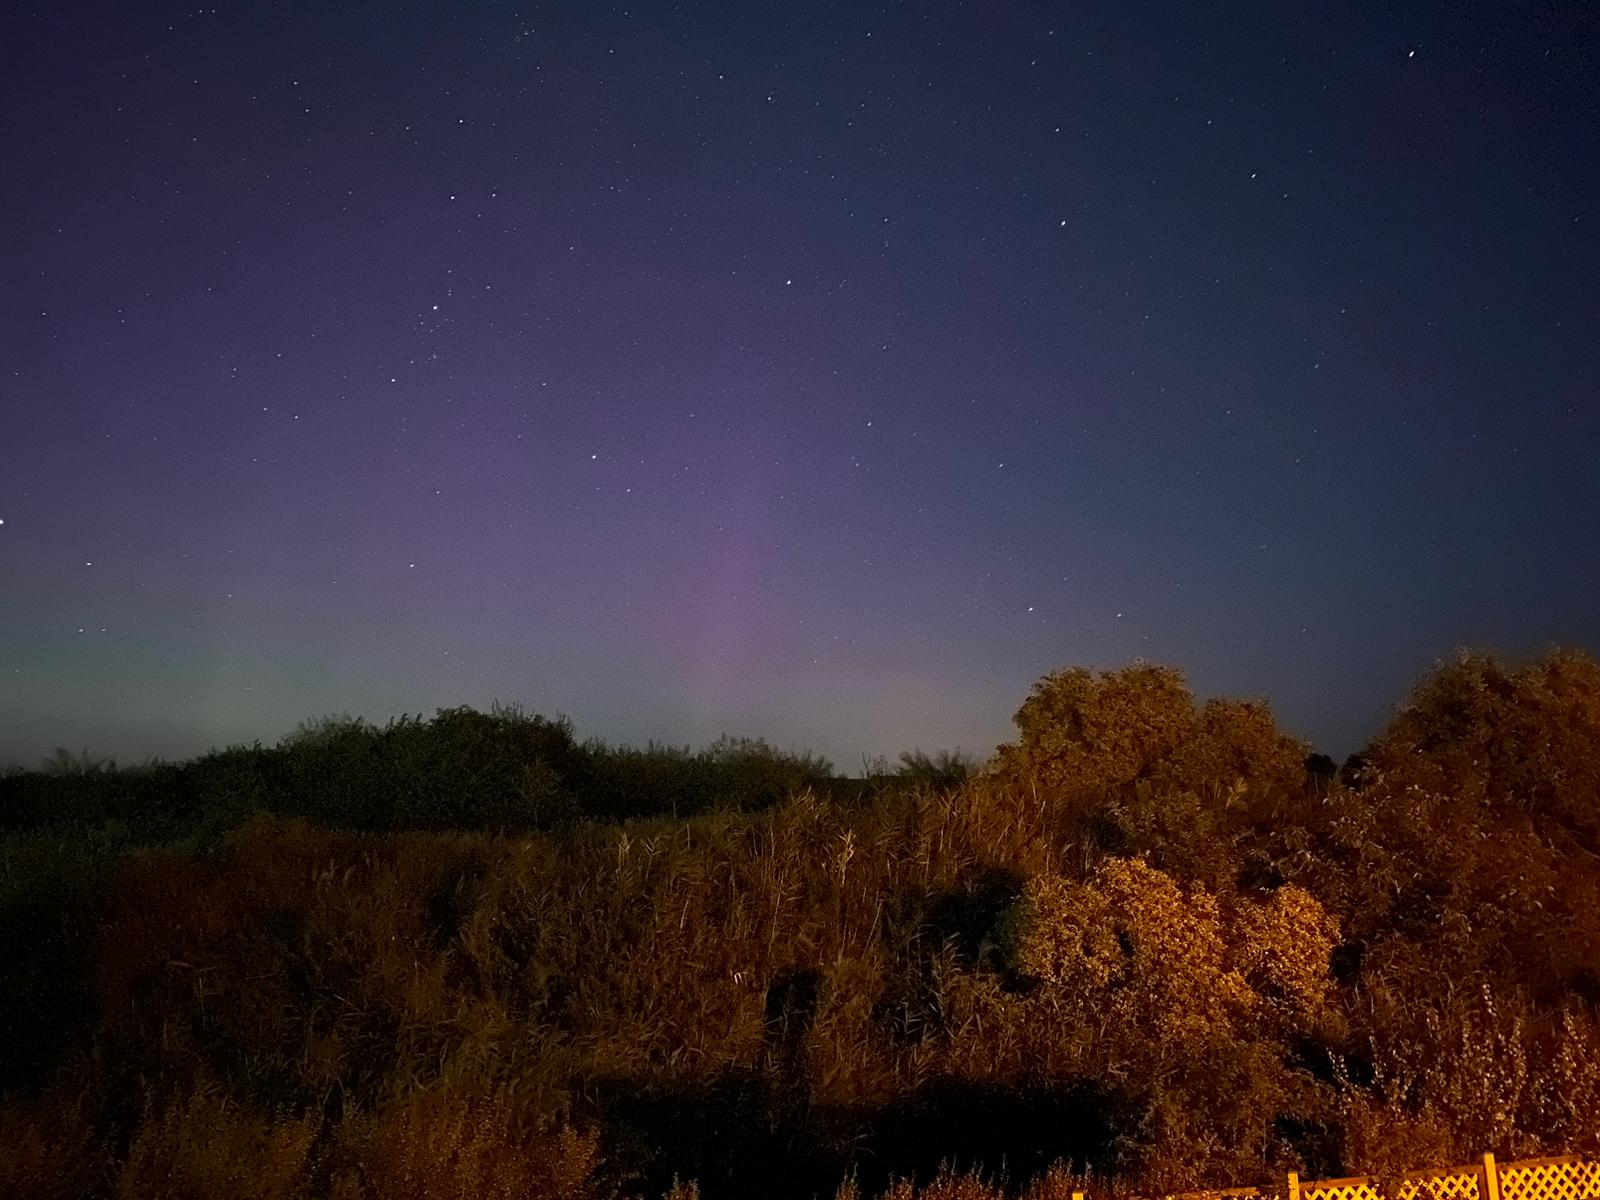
[3,2,1598,768]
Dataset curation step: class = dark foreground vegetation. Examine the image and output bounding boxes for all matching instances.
[3,650,1599,1199]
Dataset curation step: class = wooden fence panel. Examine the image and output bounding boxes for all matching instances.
[1394,1165,1482,1200]
[1498,1158,1600,1200]
[1300,1177,1386,1200]
[1159,1153,1600,1200]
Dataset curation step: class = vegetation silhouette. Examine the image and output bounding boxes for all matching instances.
[0,703,838,842]
[2,649,1599,1199]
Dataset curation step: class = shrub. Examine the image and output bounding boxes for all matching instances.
[116,1083,316,1200]
[1229,884,1340,1027]
[1366,648,1600,848]
[333,1087,600,1200]
[993,664,1199,795]
[1159,698,1308,796]
[895,751,976,789]
[998,858,1265,1050]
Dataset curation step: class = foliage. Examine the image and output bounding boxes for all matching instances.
[1366,649,1600,849]
[992,663,1201,795]
[2,649,1600,1197]
[0,706,836,841]
[997,857,1337,1049]
[989,666,1307,880]
[1230,884,1340,1026]
[895,750,977,788]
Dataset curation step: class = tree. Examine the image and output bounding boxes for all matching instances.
[1366,648,1600,848]
[992,664,1199,795]
[992,663,1305,801]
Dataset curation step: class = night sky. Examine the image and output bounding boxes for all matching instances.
[3,3,1598,770]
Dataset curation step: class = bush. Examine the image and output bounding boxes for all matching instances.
[1366,648,1600,848]
[117,1082,316,1200]
[993,663,1199,795]
[991,664,1305,811]
[998,858,1336,1051]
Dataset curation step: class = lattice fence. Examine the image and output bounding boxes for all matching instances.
[1149,1155,1600,1200]
[1298,1177,1386,1200]
[1293,1156,1597,1200]
[1394,1163,1482,1200]
[1498,1158,1600,1200]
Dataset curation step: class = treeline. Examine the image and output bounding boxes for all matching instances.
[2,650,1599,1200]
[0,709,866,842]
